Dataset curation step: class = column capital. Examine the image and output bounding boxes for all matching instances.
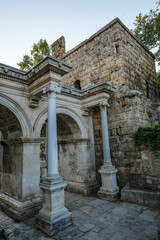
[99,101,109,109]
[43,84,61,95]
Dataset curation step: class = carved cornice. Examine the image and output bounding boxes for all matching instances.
[0,56,71,86]
[0,74,27,84]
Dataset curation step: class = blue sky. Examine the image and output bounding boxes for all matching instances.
[0,0,159,70]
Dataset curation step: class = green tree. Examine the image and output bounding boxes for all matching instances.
[133,2,160,92]
[17,54,33,71]
[17,39,51,71]
[133,2,160,65]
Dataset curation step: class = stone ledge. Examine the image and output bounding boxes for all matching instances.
[121,186,160,208]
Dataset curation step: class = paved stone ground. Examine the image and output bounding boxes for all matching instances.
[0,191,159,240]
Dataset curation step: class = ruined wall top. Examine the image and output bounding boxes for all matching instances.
[52,36,65,59]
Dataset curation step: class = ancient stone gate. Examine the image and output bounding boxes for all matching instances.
[0,18,160,236]
[0,55,120,235]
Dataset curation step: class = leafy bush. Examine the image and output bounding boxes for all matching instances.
[133,124,160,156]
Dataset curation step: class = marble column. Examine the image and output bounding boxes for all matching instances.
[100,104,111,164]
[37,85,72,236]
[47,90,58,178]
[98,103,119,201]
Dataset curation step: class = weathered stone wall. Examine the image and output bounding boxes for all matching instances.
[108,88,159,190]
[61,21,124,89]
[129,149,160,191]
[92,88,160,190]
[52,36,65,59]
[58,140,86,183]
[59,19,160,191]
[61,19,158,100]
[119,24,159,100]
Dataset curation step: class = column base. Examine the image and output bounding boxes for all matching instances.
[36,207,72,236]
[98,164,120,201]
[36,176,72,236]
[66,180,99,195]
[0,193,41,221]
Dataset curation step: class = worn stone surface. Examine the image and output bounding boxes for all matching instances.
[0,191,159,240]
[61,19,158,100]
[108,88,160,190]
[59,18,160,192]
[52,36,66,59]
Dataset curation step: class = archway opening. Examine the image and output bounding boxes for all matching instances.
[40,113,82,182]
[0,104,23,197]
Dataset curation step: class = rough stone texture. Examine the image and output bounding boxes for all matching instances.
[0,191,159,240]
[108,88,160,191]
[59,18,160,192]
[61,19,158,100]
[57,113,99,195]
[52,36,66,59]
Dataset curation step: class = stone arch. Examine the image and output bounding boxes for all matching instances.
[0,94,33,199]
[35,106,90,188]
[34,106,88,139]
[0,104,22,140]
[0,94,32,137]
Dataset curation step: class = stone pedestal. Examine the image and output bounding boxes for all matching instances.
[98,164,120,201]
[36,85,72,236]
[36,176,72,236]
[0,193,41,221]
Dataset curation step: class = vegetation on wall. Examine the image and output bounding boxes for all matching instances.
[133,124,160,156]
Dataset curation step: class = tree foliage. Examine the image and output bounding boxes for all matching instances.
[17,39,51,71]
[133,2,160,65]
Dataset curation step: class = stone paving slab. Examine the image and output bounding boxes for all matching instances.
[0,191,159,240]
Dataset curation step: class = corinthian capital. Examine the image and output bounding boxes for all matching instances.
[99,100,109,109]
[43,84,61,94]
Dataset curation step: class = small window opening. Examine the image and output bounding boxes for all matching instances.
[146,80,149,98]
[74,80,81,90]
[115,44,120,53]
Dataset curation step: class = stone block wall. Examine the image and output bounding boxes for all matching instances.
[58,18,160,191]
[61,19,158,100]
[119,24,159,100]
[108,88,159,190]
[61,21,124,89]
